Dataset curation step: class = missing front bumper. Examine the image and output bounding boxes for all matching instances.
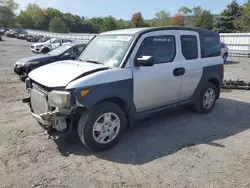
[30,111,50,125]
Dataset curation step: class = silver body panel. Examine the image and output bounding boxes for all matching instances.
[66,68,132,89]
[28,60,109,88]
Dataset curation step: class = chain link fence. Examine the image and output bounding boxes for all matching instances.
[25,29,96,44]
[220,33,250,58]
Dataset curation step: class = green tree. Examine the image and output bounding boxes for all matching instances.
[0,0,18,27]
[100,16,118,32]
[152,10,170,26]
[116,19,129,29]
[178,6,192,16]
[178,6,193,26]
[25,4,45,29]
[88,17,104,32]
[80,21,97,33]
[41,8,63,30]
[62,13,85,32]
[213,0,243,33]
[17,3,46,29]
[49,17,68,33]
[234,0,250,32]
[17,10,34,28]
[192,6,214,30]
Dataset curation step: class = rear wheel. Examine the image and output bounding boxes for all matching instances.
[78,102,126,151]
[41,48,50,54]
[193,82,217,114]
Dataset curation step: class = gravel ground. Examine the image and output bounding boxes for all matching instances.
[0,36,250,188]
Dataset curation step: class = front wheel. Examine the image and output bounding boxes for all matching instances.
[193,82,217,114]
[78,102,126,151]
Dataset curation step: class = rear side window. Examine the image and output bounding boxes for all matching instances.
[53,39,61,44]
[181,35,198,60]
[136,35,176,64]
[63,39,72,43]
[202,36,221,58]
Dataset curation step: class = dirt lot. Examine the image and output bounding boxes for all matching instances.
[0,36,250,188]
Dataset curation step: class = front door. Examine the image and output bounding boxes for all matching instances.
[130,30,182,112]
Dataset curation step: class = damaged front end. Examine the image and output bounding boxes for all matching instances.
[23,78,77,133]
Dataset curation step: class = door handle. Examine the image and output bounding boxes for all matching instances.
[173,67,185,77]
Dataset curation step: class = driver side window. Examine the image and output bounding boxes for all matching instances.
[136,35,176,64]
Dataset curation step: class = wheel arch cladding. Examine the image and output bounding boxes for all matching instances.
[191,64,223,101]
[74,79,136,116]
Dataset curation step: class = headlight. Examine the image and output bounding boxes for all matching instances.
[48,90,71,108]
[15,61,26,67]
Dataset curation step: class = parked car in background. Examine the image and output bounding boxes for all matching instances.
[0,28,9,35]
[31,38,72,54]
[14,43,86,80]
[7,30,19,38]
[38,37,51,42]
[27,35,43,42]
[27,35,35,42]
[17,33,28,40]
[221,42,229,62]
[24,27,223,151]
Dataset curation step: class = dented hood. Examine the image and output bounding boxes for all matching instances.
[28,60,109,88]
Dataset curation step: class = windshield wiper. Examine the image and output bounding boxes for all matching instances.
[84,60,104,65]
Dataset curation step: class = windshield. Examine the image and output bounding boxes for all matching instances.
[78,35,134,67]
[47,45,72,55]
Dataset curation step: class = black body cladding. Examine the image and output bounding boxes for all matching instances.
[74,79,136,116]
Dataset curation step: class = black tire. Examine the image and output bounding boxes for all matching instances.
[20,75,27,82]
[78,102,126,151]
[41,48,50,54]
[193,82,217,114]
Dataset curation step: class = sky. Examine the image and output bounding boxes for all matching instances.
[16,0,247,20]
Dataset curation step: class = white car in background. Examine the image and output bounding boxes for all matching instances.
[31,38,72,54]
[221,42,229,63]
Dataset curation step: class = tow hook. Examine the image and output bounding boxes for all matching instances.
[22,97,30,103]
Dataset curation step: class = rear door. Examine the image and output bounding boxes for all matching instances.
[178,31,203,101]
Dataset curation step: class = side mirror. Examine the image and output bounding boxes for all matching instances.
[135,56,155,67]
[61,53,70,59]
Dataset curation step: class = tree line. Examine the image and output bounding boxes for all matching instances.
[0,0,250,33]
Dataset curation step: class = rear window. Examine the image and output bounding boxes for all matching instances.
[202,36,221,58]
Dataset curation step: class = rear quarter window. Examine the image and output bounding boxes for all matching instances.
[181,35,198,60]
[202,36,221,58]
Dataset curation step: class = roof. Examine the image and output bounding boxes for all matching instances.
[100,28,150,35]
[100,27,219,37]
